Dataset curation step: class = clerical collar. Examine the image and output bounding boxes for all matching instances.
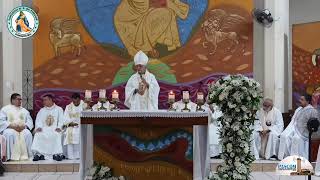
[45,104,56,110]
[10,104,22,110]
[72,100,83,107]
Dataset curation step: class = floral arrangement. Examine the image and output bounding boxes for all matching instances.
[207,74,263,180]
[86,163,125,180]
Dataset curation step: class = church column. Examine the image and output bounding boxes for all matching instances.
[263,0,289,112]
[1,0,23,106]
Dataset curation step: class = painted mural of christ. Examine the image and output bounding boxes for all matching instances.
[114,0,189,57]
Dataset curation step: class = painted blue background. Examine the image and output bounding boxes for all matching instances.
[76,0,208,49]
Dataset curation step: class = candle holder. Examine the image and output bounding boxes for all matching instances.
[98,98,107,111]
[168,99,176,111]
[196,99,205,112]
[110,98,120,111]
[84,98,93,111]
[181,98,191,112]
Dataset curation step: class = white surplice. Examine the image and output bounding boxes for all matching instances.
[63,101,85,159]
[31,104,64,158]
[173,100,210,180]
[125,70,160,110]
[290,105,318,159]
[0,105,34,161]
[253,107,284,159]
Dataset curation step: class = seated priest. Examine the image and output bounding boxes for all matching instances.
[278,94,319,160]
[0,93,33,161]
[31,94,65,161]
[125,50,160,110]
[63,93,85,160]
[290,94,319,159]
[253,98,284,160]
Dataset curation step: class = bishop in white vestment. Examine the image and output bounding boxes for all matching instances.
[63,93,85,160]
[125,50,160,110]
[173,94,210,180]
[31,95,64,161]
[253,99,284,159]
[0,93,33,161]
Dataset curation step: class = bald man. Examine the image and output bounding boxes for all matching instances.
[253,98,284,159]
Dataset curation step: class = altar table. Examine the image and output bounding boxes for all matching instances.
[80,110,210,180]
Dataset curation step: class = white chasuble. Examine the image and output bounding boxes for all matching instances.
[125,70,160,110]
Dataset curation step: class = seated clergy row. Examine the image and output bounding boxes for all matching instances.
[251,94,319,160]
[0,93,83,161]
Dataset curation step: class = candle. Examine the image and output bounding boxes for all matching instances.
[197,92,204,100]
[85,90,92,99]
[168,91,175,100]
[112,90,119,99]
[99,89,106,99]
[182,91,189,100]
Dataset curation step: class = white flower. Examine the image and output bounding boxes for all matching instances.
[247,96,251,101]
[98,166,111,177]
[230,152,235,157]
[232,124,240,131]
[237,130,243,136]
[88,167,97,176]
[235,157,240,162]
[228,160,233,164]
[237,164,248,174]
[234,161,241,167]
[248,80,253,87]
[240,142,244,148]
[229,137,233,141]
[225,117,232,123]
[228,102,236,109]
[235,108,240,112]
[231,80,241,87]
[226,143,233,152]
[219,93,226,101]
[252,92,257,98]
[225,122,230,128]
[244,146,249,154]
[241,106,247,111]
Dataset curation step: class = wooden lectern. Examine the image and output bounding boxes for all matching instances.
[80,111,209,180]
